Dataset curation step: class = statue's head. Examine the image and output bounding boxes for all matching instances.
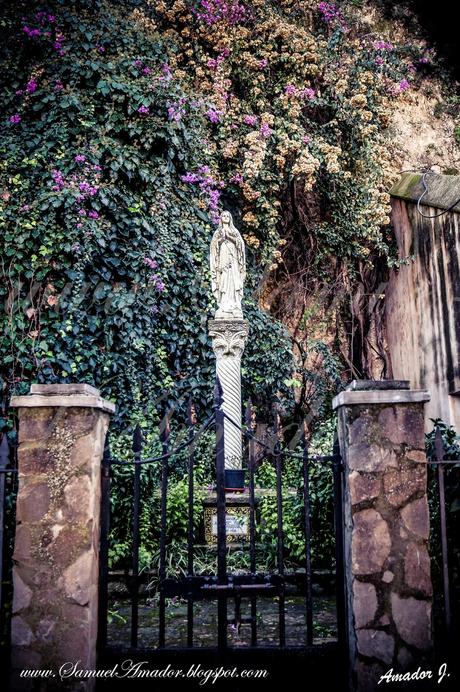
[221,210,232,226]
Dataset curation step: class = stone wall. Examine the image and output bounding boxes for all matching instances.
[334,382,433,692]
[386,172,460,431]
[10,384,114,690]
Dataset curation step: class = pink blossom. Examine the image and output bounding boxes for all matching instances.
[399,79,410,92]
[301,88,315,100]
[284,84,297,96]
[193,0,248,26]
[181,172,200,183]
[258,58,268,70]
[318,2,347,29]
[88,210,99,219]
[260,122,272,138]
[230,173,243,184]
[9,114,21,124]
[243,114,258,126]
[138,104,150,114]
[54,80,63,90]
[372,40,393,51]
[144,257,158,269]
[205,108,221,123]
[75,154,86,163]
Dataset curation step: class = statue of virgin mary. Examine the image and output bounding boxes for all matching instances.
[210,211,246,319]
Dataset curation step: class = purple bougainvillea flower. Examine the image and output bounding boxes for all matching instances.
[88,210,99,219]
[138,104,150,114]
[9,114,21,124]
[181,172,200,183]
[78,209,87,216]
[243,114,258,126]
[399,79,410,91]
[54,80,63,90]
[206,108,221,123]
[75,154,86,163]
[26,79,37,93]
[284,84,297,95]
[260,122,272,138]
[258,58,268,69]
[144,257,158,269]
[301,87,316,100]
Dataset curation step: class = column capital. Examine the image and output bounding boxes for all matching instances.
[208,318,249,358]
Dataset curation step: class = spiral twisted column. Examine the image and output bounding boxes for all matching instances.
[208,319,249,470]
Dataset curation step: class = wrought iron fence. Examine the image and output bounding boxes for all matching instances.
[428,427,460,643]
[98,381,345,659]
[0,422,18,668]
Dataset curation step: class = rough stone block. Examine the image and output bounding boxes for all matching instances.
[391,593,431,650]
[62,551,95,606]
[383,465,426,508]
[353,581,378,628]
[404,543,432,596]
[11,616,34,647]
[401,497,430,539]
[16,482,50,523]
[378,406,424,448]
[12,571,32,614]
[357,629,395,665]
[349,471,381,505]
[349,444,398,473]
[352,509,391,574]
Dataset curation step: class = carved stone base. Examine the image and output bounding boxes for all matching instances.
[203,493,255,545]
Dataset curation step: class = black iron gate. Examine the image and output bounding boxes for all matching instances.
[97,382,346,685]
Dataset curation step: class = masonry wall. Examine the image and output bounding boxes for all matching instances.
[386,173,460,431]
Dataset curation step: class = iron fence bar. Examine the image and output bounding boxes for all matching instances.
[301,424,313,646]
[222,409,342,462]
[97,433,111,653]
[0,434,9,625]
[435,428,451,635]
[246,400,257,646]
[274,405,285,648]
[158,414,170,648]
[108,411,216,466]
[332,432,346,656]
[215,379,227,651]
[130,425,142,648]
[186,399,195,648]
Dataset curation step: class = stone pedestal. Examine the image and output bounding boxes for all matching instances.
[333,381,433,692]
[10,384,114,690]
[203,493,253,544]
[208,319,249,475]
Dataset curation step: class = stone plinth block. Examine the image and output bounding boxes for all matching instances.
[10,384,114,690]
[333,380,433,692]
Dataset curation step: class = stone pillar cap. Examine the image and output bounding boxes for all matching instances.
[333,383,430,410]
[11,383,115,414]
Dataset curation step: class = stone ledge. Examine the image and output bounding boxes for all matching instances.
[30,383,101,397]
[332,389,430,410]
[11,393,115,414]
[390,172,460,213]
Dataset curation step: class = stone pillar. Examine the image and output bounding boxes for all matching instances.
[10,384,115,689]
[208,319,249,470]
[333,381,433,692]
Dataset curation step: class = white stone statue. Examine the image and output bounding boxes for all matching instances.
[210,211,246,319]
